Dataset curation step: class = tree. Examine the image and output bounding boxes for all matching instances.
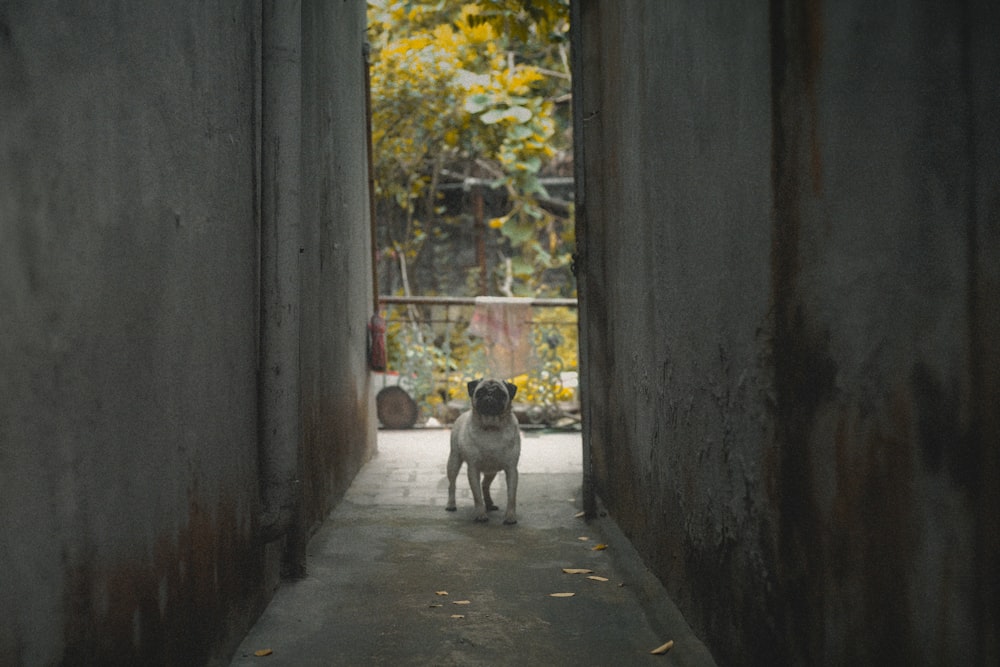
[367,0,573,298]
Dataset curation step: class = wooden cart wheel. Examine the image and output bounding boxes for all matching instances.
[376,386,418,429]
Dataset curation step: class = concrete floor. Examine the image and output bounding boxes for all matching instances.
[229,428,716,666]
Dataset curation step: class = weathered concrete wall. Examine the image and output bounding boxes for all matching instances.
[574,1,999,664]
[294,0,378,570]
[0,1,374,663]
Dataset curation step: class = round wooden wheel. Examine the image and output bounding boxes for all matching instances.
[376,386,418,429]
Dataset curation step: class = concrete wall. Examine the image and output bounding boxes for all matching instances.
[0,1,374,663]
[295,0,378,570]
[574,1,999,665]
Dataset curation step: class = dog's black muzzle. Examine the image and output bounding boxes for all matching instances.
[474,384,510,416]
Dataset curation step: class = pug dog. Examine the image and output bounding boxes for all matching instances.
[446,378,521,524]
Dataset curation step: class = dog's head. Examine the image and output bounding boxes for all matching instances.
[467,378,517,417]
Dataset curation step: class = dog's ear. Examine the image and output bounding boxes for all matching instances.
[467,379,481,397]
[504,381,517,399]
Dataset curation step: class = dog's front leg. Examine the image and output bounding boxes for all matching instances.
[445,449,462,512]
[502,466,518,525]
[481,472,499,511]
[466,463,489,522]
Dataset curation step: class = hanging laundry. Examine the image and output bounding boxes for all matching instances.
[468,296,534,378]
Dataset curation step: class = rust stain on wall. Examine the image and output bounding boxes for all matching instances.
[61,494,265,665]
[828,393,918,663]
[802,1,823,195]
[767,0,832,663]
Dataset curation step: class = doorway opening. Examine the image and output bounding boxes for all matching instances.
[364,1,580,435]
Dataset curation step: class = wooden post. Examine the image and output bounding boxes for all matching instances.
[474,187,487,295]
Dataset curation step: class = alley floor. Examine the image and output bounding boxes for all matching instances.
[229,428,716,666]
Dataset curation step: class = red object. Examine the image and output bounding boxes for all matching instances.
[368,314,387,371]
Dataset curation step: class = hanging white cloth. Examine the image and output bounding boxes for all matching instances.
[468,296,534,378]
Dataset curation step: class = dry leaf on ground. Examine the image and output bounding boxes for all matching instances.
[451,614,465,619]
[574,511,585,518]
[650,640,675,655]
[435,591,448,596]
[549,592,576,598]
[587,575,609,582]
[452,600,471,605]
[253,648,273,657]
[592,543,608,551]
[561,568,594,575]
[577,536,590,541]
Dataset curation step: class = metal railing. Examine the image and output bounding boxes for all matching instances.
[376,295,579,428]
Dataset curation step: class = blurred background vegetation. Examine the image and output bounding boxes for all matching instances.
[368,0,573,298]
[367,0,577,422]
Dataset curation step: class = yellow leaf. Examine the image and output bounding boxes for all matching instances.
[561,568,593,575]
[549,592,575,598]
[587,575,609,582]
[650,640,675,655]
[592,543,608,551]
[253,648,273,657]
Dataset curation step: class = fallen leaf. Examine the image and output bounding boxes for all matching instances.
[592,543,608,551]
[451,614,465,619]
[561,568,594,575]
[650,640,675,655]
[435,591,449,596]
[253,648,273,657]
[574,511,585,518]
[549,592,576,598]
[587,575,609,582]
[429,604,443,608]
[577,536,590,541]
[452,600,471,605]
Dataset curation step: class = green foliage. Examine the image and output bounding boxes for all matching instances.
[368,0,573,298]
[467,0,568,43]
[370,1,576,419]
[383,303,578,421]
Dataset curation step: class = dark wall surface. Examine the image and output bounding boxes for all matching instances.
[295,0,378,566]
[574,1,999,664]
[0,1,374,663]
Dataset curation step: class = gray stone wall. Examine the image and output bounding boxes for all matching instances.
[0,1,374,662]
[574,1,999,664]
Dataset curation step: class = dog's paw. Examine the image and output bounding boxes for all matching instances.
[445,506,457,512]
[473,514,489,523]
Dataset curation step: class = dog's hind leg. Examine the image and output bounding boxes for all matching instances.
[445,449,462,512]
[502,466,518,525]
[481,472,500,511]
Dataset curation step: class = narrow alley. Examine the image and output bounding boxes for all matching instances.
[230,429,715,666]
[5,4,998,664]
